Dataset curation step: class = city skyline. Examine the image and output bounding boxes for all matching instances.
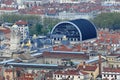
[0,0,120,80]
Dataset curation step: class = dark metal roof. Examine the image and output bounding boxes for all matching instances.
[70,19,97,41]
[51,19,97,41]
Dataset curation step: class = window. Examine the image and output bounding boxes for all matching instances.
[68,75,70,78]
[111,75,113,77]
[115,75,117,79]
[71,38,73,41]
[117,65,119,68]
[104,74,105,77]
[72,76,74,78]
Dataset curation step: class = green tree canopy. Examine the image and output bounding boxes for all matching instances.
[0,14,63,35]
[91,12,120,30]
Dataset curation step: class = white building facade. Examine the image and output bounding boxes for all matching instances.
[102,67,120,80]
[53,69,90,80]
[10,24,21,50]
[15,20,29,40]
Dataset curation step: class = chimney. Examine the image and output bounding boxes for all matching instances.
[98,54,102,76]
[83,61,86,69]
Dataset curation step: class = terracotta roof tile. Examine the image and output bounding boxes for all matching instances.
[16,20,27,25]
[53,45,84,51]
[4,0,13,5]
[54,69,89,75]
[41,51,89,59]
[0,27,10,34]
[103,67,120,73]
[77,65,97,71]
[0,7,17,10]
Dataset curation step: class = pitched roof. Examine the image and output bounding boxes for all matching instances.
[3,0,13,5]
[54,69,89,75]
[77,64,97,71]
[0,27,10,34]
[39,51,89,59]
[0,7,17,10]
[103,67,120,73]
[16,20,27,25]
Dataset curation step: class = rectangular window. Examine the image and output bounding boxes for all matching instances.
[104,74,105,77]
[117,65,119,68]
[115,75,117,79]
[111,75,113,77]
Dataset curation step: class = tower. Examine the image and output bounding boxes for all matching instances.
[10,24,21,51]
[16,0,23,5]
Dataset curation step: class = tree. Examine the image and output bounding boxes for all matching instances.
[42,17,62,34]
[0,14,41,24]
[0,14,63,35]
[35,23,43,35]
[91,12,120,30]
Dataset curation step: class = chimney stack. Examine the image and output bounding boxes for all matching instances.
[98,54,102,76]
[83,61,86,69]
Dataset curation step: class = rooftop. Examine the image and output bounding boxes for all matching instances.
[103,67,120,73]
[54,69,89,75]
[77,64,98,71]
[37,51,89,59]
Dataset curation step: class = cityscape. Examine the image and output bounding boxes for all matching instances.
[0,0,120,80]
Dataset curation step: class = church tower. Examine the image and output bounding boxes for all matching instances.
[10,24,21,51]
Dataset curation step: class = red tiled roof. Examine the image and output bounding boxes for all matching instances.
[25,73,34,77]
[0,7,17,10]
[0,75,4,80]
[54,69,89,75]
[16,20,27,25]
[53,45,73,51]
[80,71,89,75]
[0,27,10,34]
[77,64,97,71]
[103,67,120,73]
[53,45,86,52]
[5,69,12,72]
[4,0,13,5]
[97,30,120,44]
[40,51,89,59]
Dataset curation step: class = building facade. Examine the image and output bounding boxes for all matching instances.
[15,20,29,40]
[53,69,90,80]
[102,67,120,80]
[36,51,89,65]
[10,24,21,50]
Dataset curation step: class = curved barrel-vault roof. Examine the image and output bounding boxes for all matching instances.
[51,19,97,41]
